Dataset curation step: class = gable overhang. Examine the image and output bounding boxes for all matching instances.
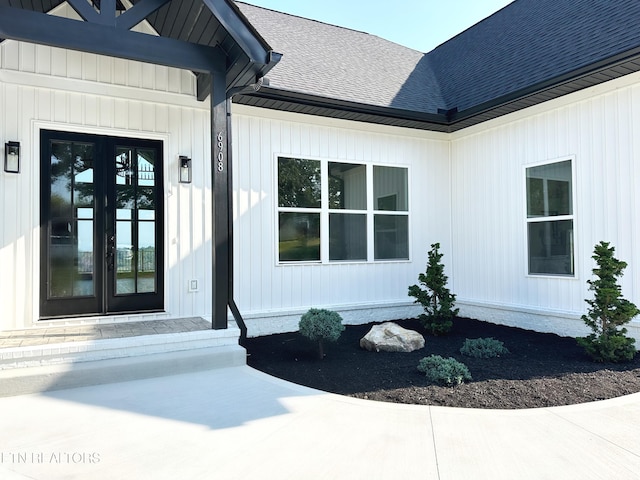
[236,48,640,134]
[0,0,281,95]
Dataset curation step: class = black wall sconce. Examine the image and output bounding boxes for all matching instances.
[179,156,192,184]
[4,141,20,173]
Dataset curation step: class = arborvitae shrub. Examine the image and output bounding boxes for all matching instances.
[408,243,459,335]
[577,242,639,363]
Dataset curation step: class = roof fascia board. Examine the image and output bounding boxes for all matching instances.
[201,0,272,65]
[243,87,449,125]
[0,5,225,73]
[449,47,640,126]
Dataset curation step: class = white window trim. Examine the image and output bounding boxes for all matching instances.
[523,155,578,279]
[274,154,410,266]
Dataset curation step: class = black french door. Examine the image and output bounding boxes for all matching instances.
[40,130,164,318]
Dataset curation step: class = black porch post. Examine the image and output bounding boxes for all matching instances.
[211,70,230,330]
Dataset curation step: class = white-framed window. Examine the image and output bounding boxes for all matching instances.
[277,156,409,263]
[525,158,575,276]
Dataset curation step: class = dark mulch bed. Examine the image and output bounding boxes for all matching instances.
[244,317,640,409]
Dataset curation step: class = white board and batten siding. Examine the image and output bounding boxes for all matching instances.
[231,105,452,335]
[4,6,640,342]
[450,70,640,343]
[0,35,214,331]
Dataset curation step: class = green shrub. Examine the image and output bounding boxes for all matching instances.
[408,243,459,335]
[417,355,471,386]
[460,337,509,358]
[299,308,345,359]
[577,241,639,363]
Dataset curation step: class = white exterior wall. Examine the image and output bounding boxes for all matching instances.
[0,37,214,330]
[231,106,452,335]
[450,71,640,342]
[4,7,640,341]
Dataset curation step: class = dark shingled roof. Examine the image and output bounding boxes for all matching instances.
[234,2,443,113]
[235,0,640,132]
[429,0,640,113]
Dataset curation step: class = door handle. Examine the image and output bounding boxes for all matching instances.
[106,235,115,271]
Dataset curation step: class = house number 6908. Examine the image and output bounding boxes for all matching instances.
[216,132,225,172]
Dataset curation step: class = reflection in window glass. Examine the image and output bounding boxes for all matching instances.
[374,215,409,260]
[374,166,408,211]
[48,141,96,298]
[115,219,134,294]
[526,159,574,276]
[278,158,321,208]
[137,149,155,187]
[278,212,321,262]
[328,162,366,210]
[528,220,574,275]
[277,157,409,263]
[138,222,156,293]
[526,160,572,217]
[329,213,367,261]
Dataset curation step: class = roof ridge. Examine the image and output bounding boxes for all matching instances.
[428,0,518,52]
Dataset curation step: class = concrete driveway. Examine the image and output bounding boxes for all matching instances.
[0,366,639,479]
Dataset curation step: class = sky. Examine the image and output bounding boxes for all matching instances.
[242,0,515,53]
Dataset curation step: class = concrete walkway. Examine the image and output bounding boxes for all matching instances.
[0,366,639,480]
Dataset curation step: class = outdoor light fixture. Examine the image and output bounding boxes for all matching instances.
[4,141,20,173]
[179,155,192,184]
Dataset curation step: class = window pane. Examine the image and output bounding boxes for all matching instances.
[137,149,156,187]
[48,141,96,298]
[279,212,321,262]
[328,162,366,210]
[528,220,574,275]
[278,157,321,208]
[526,160,572,217]
[329,213,367,261]
[374,215,409,260]
[374,166,408,211]
[137,222,156,293]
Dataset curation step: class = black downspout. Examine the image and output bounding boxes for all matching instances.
[225,95,248,344]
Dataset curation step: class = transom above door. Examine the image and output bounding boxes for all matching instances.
[40,130,164,318]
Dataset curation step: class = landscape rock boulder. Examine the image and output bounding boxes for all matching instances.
[360,322,425,353]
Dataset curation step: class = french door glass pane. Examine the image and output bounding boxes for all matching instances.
[114,147,158,294]
[138,221,156,293]
[48,141,95,298]
[528,220,574,275]
[329,213,367,261]
[278,212,321,261]
[374,215,409,260]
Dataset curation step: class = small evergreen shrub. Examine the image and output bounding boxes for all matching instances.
[299,308,345,359]
[417,355,472,386]
[577,241,639,363]
[460,337,509,359]
[408,243,459,335]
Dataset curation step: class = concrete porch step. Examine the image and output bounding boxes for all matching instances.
[0,320,246,397]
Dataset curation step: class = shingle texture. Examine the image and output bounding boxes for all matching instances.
[236,0,640,116]
[235,2,444,113]
[429,0,640,112]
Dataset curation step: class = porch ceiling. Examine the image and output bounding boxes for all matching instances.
[0,0,281,96]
